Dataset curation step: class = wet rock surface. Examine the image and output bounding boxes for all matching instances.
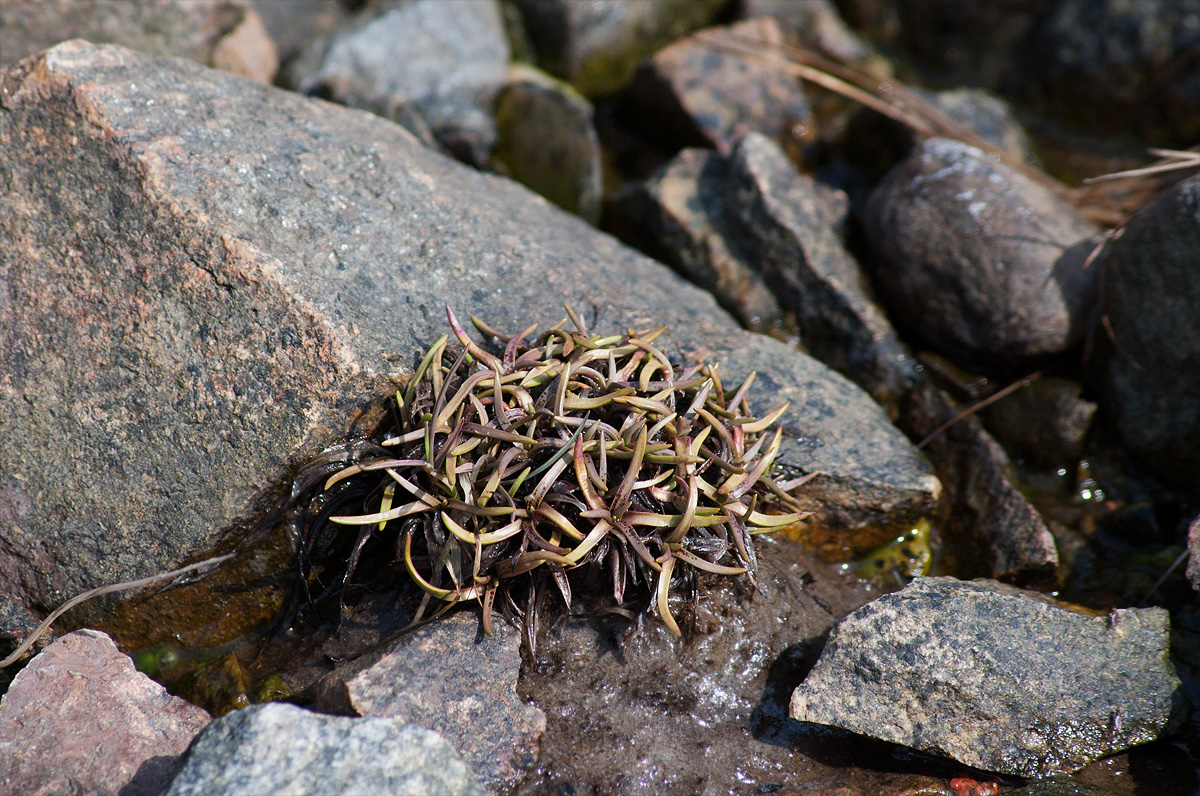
[0,629,211,796]
[627,18,812,152]
[864,138,1100,369]
[1096,175,1200,492]
[316,612,544,794]
[983,376,1097,469]
[516,536,956,795]
[790,577,1184,777]
[161,702,485,796]
[0,41,937,622]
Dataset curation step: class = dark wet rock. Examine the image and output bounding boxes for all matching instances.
[1095,175,1200,492]
[790,577,1184,777]
[840,87,1034,184]
[0,0,277,82]
[864,138,1101,370]
[834,0,1055,90]
[742,0,876,63]
[492,64,602,224]
[0,41,936,622]
[316,612,544,794]
[627,18,813,152]
[161,702,484,796]
[907,382,1059,587]
[1022,0,1200,146]
[0,629,210,796]
[291,0,509,165]
[1188,514,1200,591]
[518,534,950,795]
[726,132,920,405]
[513,0,729,96]
[983,376,1097,469]
[1005,781,1122,796]
[610,147,794,337]
[0,596,54,693]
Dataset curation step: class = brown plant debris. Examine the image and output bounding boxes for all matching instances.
[316,308,806,637]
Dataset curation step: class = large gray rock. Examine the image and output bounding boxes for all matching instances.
[0,629,211,796]
[864,138,1100,370]
[791,578,1184,777]
[316,612,544,794]
[0,0,277,82]
[0,42,937,623]
[1096,175,1200,492]
[162,703,484,796]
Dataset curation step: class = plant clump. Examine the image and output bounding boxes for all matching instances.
[319,308,807,636]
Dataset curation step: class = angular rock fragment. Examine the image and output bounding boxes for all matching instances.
[865,138,1100,369]
[1188,514,1200,592]
[725,132,919,404]
[1096,175,1200,492]
[493,64,602,224]
[161,703,484,796]
[0,42,936,623]
[316,612,544,794]
[627,18,813,152]
[610,147,793,337]
[791,578,1184,777]
[291,0,510,164]
[0,629,210,796]
[513,0,728,96]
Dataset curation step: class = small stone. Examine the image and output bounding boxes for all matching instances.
[161,703,485,796]
[0,629,210,796]
[742,0,876,63]
[209,5,279,84]
[610,147,792,336]
[790,577,1184,777]
[983,376,1097,468]
[492,64,603,224]
[627,18,813,152]
[250,0,353,65]
[316,612,544,794]
[295,0,510,165]
[1186,514,1200,592]
[864,138,1101,369]
[1096,175,1200,492]
[513,0,729,96]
